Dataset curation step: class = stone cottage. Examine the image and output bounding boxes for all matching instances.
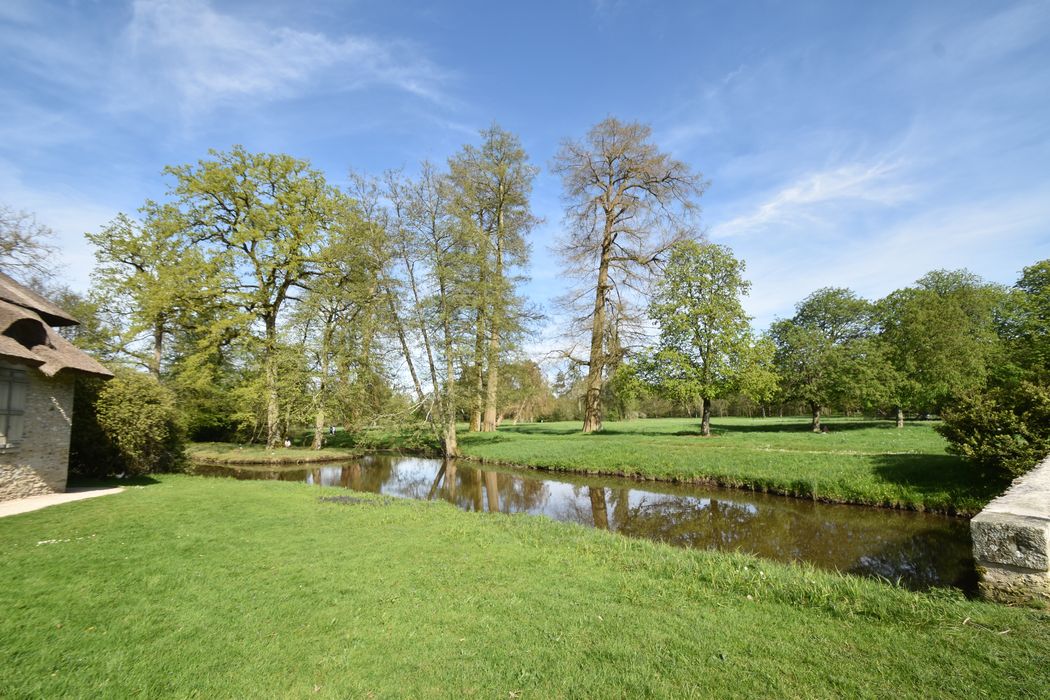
[0,271,112,501]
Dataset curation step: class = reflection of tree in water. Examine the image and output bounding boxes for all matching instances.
[591,488,974,590]
[191,457,975,592]
[426,461,550,514]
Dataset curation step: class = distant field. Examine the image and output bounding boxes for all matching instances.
[186,442,359,464]
[456,417,1003,515]
[1,476,1045,697]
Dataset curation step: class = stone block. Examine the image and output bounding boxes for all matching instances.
[972,511,1050,571]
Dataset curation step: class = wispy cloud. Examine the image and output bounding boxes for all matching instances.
[712,160,917,238]
[118,0,450,114]
[741,186,1050,327]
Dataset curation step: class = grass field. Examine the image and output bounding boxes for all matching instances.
[186,442,359,464]
[1,475,1046,698]
[455,417,1003,515]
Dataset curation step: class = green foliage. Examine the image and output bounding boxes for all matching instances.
[646,241,755,404]
[771,288,879,424]
[877,269,1006,415]
[937,381,1050,478]
[936,261,1050,477]
[93,370,185,475]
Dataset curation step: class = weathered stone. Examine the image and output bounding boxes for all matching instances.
[971,454,1050,605]
[0,369,75,501]
[972,511,1050,570]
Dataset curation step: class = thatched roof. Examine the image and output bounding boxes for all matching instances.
[0,270,79,327]
[0,273,112,378]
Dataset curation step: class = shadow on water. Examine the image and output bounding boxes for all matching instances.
[190,455,977,595]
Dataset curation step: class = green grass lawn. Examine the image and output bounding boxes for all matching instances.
[1,475,1046,698]
[186,441,360,464]
[456,417,1003,515]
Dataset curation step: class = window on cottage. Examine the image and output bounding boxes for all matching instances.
[0,366,28,447]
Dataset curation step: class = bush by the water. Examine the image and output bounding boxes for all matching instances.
[70,370,185,476]
[937,380,1050,478]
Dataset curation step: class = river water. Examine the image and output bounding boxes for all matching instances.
[190,454,976,593]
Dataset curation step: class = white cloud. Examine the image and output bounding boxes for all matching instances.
[740,187,1050,327]
[118,0,449,114]
[712,160,917,239]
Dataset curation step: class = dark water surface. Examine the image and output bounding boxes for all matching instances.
[191,454,977,593]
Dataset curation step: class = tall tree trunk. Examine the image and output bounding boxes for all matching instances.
[438,276,459,458]
[701,396,712,437]
[896,405,904,429]
[400,248,440,398]
[312,408,326,450]
[583,234,613,433]
[469,307,485,432]
[387,292,425,405]
[150,321,164,378]
[482,234,503,432]
[264,314,281,448]
[811,403,822,432]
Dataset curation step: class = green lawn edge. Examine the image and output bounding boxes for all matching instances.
[451,417,1005,516]
[186,441,361,464]
[1,475,1045,698]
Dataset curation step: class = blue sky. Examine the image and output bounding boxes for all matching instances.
[2,0,1048,350]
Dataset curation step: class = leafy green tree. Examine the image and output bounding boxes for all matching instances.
[167,147,356,447]
[937,260,1050,476]
[384,163,471,456]
[938,381,1050,479]
[877,269,1005,425]
[553,117,707,433]
[447,125,538,432]
[1000,259,1050,374]
[770,287,874,431]
[86,206,216,377]
[497,360,554,424]
[644,240,762,436]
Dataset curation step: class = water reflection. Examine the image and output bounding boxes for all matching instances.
[190,454,976,593]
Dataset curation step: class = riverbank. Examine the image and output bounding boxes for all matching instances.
[1,475,1045,697]
[454,417,1003,515]
[186,442,360,464]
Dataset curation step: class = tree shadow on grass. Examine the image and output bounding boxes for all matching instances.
[68,475,162,489]
[495,425,583,436]
[869,453,1007,508]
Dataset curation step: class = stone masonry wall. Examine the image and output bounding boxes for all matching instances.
[0,368,75,501]
[971,454,1050,605]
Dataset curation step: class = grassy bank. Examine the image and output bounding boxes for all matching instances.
[456,417,1003,515]
[186,442,360,464]
[0,475,1046,698]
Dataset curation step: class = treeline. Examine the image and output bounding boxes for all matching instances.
[4,117,1046,477]
[67,126,542,459]
[574,249,1048,478]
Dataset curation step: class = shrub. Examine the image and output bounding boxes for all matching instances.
[73,370,186,476]
[937,380,1050,479]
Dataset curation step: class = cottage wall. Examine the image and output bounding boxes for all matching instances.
[0,368,75,501]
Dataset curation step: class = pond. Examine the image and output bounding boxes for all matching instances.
[190,454,977,594]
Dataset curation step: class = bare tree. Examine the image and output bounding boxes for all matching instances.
[0,204,58,283]
[552,118,707,432]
